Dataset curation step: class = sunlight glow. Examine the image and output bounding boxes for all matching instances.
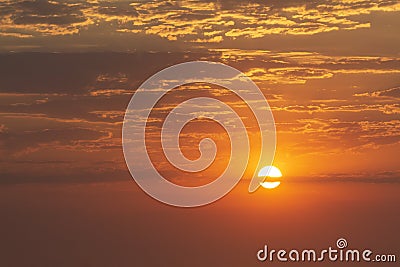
[258,166,282,189]
[260,181,281,189]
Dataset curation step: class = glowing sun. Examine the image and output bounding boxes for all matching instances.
[258,166,282,189]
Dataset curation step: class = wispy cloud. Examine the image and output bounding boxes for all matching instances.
[354,86,400,99]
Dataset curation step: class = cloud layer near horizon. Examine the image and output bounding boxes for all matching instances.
[0,50,399,183]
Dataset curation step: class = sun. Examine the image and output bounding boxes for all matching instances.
[258,166,282,189]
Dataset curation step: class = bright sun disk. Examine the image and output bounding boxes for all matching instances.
[258,166,282,189]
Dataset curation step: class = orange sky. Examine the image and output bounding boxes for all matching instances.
[0,51,398,182]
[1,1,399,183]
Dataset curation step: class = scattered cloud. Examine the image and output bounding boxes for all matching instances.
[0,0,93,36]
[0,0,399,45]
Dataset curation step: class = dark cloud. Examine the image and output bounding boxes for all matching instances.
[0,52,203,93]
[97,1,138,17]
[0,93,133,123]
[0,127,108,155]
[1,0,88,25]
[0,166,129,184]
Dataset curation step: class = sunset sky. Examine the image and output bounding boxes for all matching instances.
[0,0,399,266]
